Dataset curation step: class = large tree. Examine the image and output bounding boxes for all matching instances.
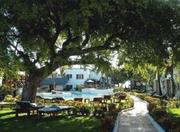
[116,0,180,96]
[0,0,179,101]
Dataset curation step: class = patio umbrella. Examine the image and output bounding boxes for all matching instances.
[86,79,94,83]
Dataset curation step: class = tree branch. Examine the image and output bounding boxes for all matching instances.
[102,34,116,47]
[33,53,40,65]
[10,43,34,68]
[62,31,81,50]
[58,34,118,58]
[44,0,63,63]
[74,34,117,54]
[81,33,90,47]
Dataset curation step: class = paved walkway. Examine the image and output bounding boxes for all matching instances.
[113,96,165,132]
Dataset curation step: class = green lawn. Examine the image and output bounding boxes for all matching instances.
[0,109,101,132]
[167,108,180,118]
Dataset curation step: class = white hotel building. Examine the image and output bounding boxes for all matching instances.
[40,65,111,91]
[64,67,103,90]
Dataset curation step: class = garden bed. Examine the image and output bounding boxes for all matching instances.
[0,93,134,132]
[132,92,180,132]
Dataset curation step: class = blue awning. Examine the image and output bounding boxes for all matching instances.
[40,77,68,85]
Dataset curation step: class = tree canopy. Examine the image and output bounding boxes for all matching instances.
[0,0,180,101]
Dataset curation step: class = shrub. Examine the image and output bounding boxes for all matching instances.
[75,85,83,91]
[134,92,180,131]
[3,95,20,102]
[166,99,180,108]
[113,87,124,93]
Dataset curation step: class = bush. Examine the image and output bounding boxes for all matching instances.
[166,99,180,108]
[3,95,15,102]
[0,86,12,101]
[3,95,20,102]
[75,85,83,91]
[134,92,180,131]
[113,87,124,93]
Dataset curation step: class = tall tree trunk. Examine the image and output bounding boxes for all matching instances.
[156,67,162,95]
[21,64,59,102]
[165,65,175,97]
[21,75,42,102]
[157,72,162,95]
[169,66,175,97]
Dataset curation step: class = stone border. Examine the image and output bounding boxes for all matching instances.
[113,112,120,132]
[134,96,165,132]
[136,97,165,132]
[146,112,165,132]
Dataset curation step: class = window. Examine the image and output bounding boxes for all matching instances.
[66,74,72,79]
[76,74,84,79]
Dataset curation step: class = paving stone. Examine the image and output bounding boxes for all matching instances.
[114,96,159,132]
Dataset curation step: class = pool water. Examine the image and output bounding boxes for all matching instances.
[36,88,113,100]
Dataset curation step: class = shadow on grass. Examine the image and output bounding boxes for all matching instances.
[0,111,15,117]
[0,112,101,132]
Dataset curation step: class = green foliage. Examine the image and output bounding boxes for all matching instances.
[110,68,130,83]
[0,109,101,132]
[1,0,180,101]
[134,92,180,111]
[167,108,180,118]
[0,93,135,131]
[133,92,180,131]
[122,95,134,109]
[1,0,179,74]
[113,87,124,93]
[124,63,157,83]
[166,99,180,108]
[3,95,20,102]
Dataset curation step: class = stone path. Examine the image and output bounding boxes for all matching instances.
[113,96,165,132]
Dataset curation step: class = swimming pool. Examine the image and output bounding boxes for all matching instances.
[36,88,113,100]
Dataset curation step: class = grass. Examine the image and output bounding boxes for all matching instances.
[0,109,101,132]
[0,93,134,132]
[167,108,180,118]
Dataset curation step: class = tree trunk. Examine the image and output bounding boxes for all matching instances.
[165,65,175,97]
[156,67,162,95]
[169,66,175,97]
[21,74,42,102]
[21,64,60,102]
[157,73,162,95]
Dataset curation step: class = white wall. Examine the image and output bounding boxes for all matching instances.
[43,66,110,90]
[64,68,90,90]
[55,85,63,91]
